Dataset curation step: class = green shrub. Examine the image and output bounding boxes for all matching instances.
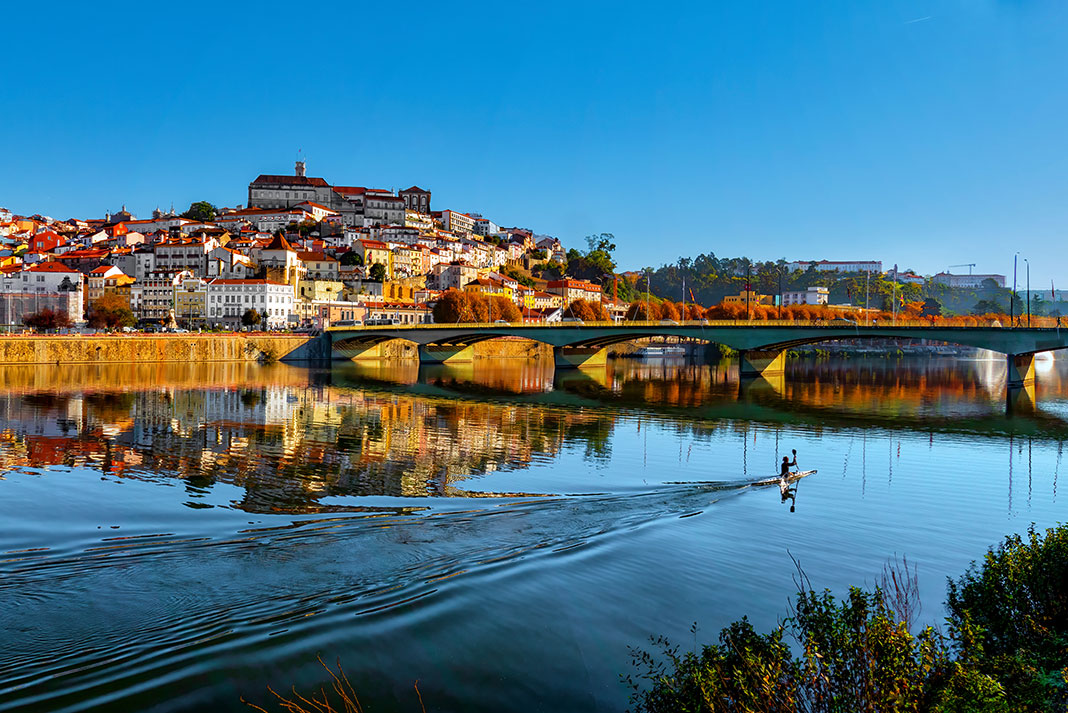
[946,525,1068,711]
[626,585,964,713]
[626,523,1068,712]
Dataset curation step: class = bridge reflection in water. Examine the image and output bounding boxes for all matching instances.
[1,357,1064,505]
[323,322,1068,406]
[0,357,1063,525]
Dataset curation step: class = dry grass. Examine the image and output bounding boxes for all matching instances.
[242,655,425,713]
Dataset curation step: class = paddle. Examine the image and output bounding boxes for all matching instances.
[790,449,799,512]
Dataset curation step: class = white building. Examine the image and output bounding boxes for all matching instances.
[436,210,475,235]
[206,279,295,329]
[931,272,1006,288]
[215,207,311,232]
[472,216,500,236]
[787,260,883,274]
[132,270,192,322]
[782,286,829,306]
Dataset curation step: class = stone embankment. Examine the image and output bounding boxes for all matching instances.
[0,334,327,365]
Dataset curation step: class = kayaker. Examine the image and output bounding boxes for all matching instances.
[780,452,796,477]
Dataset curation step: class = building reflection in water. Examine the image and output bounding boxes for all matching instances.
[1,357,1066,515]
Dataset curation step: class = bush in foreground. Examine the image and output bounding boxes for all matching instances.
[626,525,1068,712]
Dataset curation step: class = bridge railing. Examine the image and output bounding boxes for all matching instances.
[327,319,1016,331]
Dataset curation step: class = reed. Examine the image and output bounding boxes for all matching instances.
[242,655,426,713]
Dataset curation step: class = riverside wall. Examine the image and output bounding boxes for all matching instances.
[0,334,326,365]
[0,334,651,366]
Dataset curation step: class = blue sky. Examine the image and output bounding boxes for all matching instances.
[3,0,1067,286]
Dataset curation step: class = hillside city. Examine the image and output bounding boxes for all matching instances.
[0,161,1032,331]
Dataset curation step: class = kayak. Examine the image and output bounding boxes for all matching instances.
[752,469,817,486]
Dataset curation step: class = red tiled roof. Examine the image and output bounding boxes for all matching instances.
[296,251,336,262]
[261,233,295,252]
[250,174,330,187]
[294,201,334,211]
[29,262,81,273]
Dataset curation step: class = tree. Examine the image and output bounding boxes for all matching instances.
[180,201,217,222]
[502,266,536,288]
[488,296,521,322]
[972,299,1004,315]
[565,299,598,321]
[565,233,617,286]
[23,308,73,332]
[87,294,135,330]
[659,300,681,321]
[242,308,262,327]
[920,298,942,317]
[626,301,662,321]
[369,262,387,282]
[285,219,319,237]
[432,289,475,323]
[339,251,363,266]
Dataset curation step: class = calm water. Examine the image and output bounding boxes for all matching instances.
[1,356,1065,712]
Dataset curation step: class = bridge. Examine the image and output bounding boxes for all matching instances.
[324,320,1068,392]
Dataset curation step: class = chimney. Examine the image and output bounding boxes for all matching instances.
[295,160,306,177]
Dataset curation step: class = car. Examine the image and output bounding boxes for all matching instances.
[494,319,509,324]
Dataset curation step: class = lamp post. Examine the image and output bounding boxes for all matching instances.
[1012,252,1019,327]
[745,262,751,321]
[1025,258,1030,327]
[778,267,783,321]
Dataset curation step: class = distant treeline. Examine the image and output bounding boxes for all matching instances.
[627,254,1066,317]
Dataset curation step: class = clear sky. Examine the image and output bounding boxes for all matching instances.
[3,0,1067,287]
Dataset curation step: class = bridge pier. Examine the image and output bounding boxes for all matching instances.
[1006,383,1037,415]
[332,342,391,361]
[1006,353,1037,389]
[738,349,786,379]
[419,343,476,365]
[554,346,608,369]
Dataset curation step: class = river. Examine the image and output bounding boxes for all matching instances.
[1,355,1065,711]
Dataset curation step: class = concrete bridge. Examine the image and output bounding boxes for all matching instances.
[325,320,1068,390]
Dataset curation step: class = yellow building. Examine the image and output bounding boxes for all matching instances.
[297,279,345,302]
[464,277,513,301]
[174,276,208,324]
[721,290,774,306]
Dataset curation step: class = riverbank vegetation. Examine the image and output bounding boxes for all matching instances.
[625,524,1068,712]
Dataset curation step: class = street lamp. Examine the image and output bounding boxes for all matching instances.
[1025,257,1030,328]
[1012,252,1019,327]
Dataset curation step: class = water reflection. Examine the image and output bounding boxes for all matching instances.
[1,356,1067,713]
[1,357,1066,518]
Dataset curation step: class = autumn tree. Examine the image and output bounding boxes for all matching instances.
[488,295,521,322]
[87,294,136,330]
[23,308,73,332]
[432,289,476,323]
[626,301,661,321]
[565,299,608,321]
[659,300,681,321]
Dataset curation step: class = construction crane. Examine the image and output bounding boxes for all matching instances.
[949,263,976,274]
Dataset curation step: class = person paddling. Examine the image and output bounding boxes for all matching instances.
[780,449,798,510]
[780,450,797,477]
